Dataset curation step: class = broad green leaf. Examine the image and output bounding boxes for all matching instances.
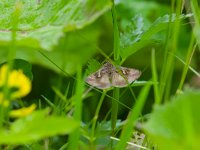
[120,14,144,48]
[0,25,101,74]
[116,0,170,51]
[115,0,169,35]
[0,0,112,50]
[120,14,192,59]
[116,0,192,59]
[144,90,200,150]
[0,109,79,144]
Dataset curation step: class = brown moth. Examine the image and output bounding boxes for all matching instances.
[86,62,141,89]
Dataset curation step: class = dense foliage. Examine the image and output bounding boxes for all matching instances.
[0,0,199,149]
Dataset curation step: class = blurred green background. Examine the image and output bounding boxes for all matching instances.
[1,0,199,149]
[0,0,194,119]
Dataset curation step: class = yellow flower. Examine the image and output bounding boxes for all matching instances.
[10,104,36,118]
[0,64,31,105]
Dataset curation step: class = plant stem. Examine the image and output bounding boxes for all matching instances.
[111,88,119,133]
[177,35,196,93]
[112,2,120,62]
[68,64,83,150]
[111,1,120,137]
[159,0,183,102]
[0,2,21,127]
[115,83,151,150]
[90,90,107,149]
[151,49,160,104]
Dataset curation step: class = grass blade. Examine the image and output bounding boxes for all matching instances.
[159,0,183,102]
[115,83,151,150]
[68,65,83,150]
[177,35,196,93]
[111,0,120,141]
[151,48,161,104]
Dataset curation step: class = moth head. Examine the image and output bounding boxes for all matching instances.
[102,62,115,74]
[103,62,113,68]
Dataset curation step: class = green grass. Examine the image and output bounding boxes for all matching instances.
[0,0,200,149]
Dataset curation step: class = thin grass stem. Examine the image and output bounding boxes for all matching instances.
[90,90,107,149]
[177,35,196,93]
[151,49,160,104]
[68,64,83,150]
[115,83,151,150]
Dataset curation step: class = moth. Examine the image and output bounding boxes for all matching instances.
[86,62,141,89]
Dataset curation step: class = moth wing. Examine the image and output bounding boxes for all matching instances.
[85,71,111,89]
[111,72,127,87]
[120,67,141,83]
[111,67,141,87]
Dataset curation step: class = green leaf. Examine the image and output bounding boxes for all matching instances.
[0,25,101,74]
[115,83,151,150]
[0,109,79,144]
[116,0,193,59]
[120,14,144,48]
[0,0,112,50]
[120,13,193,59]
[144,89,200,150]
